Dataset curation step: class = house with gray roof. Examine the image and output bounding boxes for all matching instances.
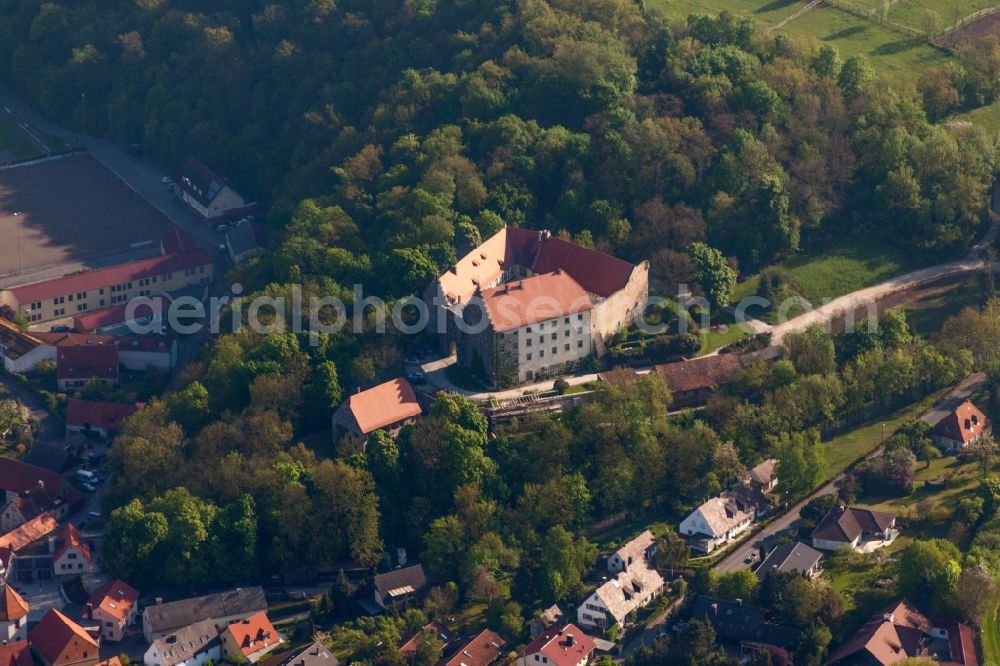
[143,619,221,666]
[142,586,267,643]
[754,541,823,579]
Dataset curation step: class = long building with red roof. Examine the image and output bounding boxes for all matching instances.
[435,227,648,387]
[0,249,212,326]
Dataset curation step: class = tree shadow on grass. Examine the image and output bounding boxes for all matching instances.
[756,0,799,13]
[872,38,925,55]
[824,25,867,41]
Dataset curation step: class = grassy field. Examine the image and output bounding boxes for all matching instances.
[646,0,800,29]
[821,394,938,474]
[902,274,987,339]
[0,114,42,162]
[984,600,1000,666]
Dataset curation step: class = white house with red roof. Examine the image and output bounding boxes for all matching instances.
[0,249,212,326]
[55,345,119,391]
[332,377,422,440]
[220,612,283,663]
[933,400,991,453]
[517,624,596,666]
[431,227,649,387]
[0,584,28,642]
[176,156,247,221]
[1,518,91,582]
[51,524,92,577]
[0,641,32,666]
[86,579,139,642]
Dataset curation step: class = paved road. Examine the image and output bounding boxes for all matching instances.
[619,593,686,659]
[713,372,990,574]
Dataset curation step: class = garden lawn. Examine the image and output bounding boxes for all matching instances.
[821,394,939,475]
[902,274,986,339]
[647,0,801,29]
[984,600,1000,666]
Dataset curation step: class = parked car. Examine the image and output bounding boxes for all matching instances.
[218,243,228,254]
[50,324,71,333]
[160,176,172,184]
[407,371,428,385]
[79,482,96,493]
[74,469,98,484]
[403,356,421,365]
[214,223,228,233]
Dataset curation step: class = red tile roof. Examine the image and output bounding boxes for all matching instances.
[53,523,91,564]
[88,579,139,622]
[0,512,58,552]
[345,378,422,434]
[66,399,139,430]
[224,612,281,657]
[533,236,636,298]
[439,629,507,666]
[400,622,451,657]
[0,641,32,666]
[37,330,173,354]
[56,345,119,381]
[479,270,593,332]
[655,354,744,394]
[520,624,596,666]
[0,584,28,621]
[811,506,896,545]
[72,296,168,332]
[7,249,211,304]
[0,458,66,496]
[29,609,99,666]
[933,400,990,446]
[161,227,197,254]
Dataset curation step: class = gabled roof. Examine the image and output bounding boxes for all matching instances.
[224,612,281,657]
[533,235,637,298]
[29,609,98,666]
[373,564,427,602]
[23,443,73,473]
[0,584,28,621]
[277,641,340,666]
[161,227,197,254]
[933,400,990,445]
[477,270,593,333]
[520,623,596,666]
[342,378,422,435]
[755,542,823,579]
[592,561,664,624]
[7,249,211,304]
[66,399,139,430]
[749,459,777,486]
[612,530,656,566]
[143,586,267,635]
[824,600,954,666]
[399,621,451,657]
[56,345,119,381]
[177,156,234,207]
[0,641,32,666]
[0,318,44,360]
[439,629,507,666]
[38,331,174,354]
[88,579,139,622]
[72,295,169,332]
[149,619,220,665]
[690,497,754,538]
[53,523,91,564]
[0,511,58,552]
[0,458,65,495]
[811,506,896,544]
[655,354,744,394]
[690,596,799,650]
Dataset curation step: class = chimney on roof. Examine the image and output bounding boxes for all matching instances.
[710,603,718,616]
[85,602,93,620]
[450,265,458,275]
[883,613,895,623]
[736,598,742,606]
[566,634,575,647]
[155,597,163,605]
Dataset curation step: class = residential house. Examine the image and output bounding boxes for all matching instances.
[825,599,978,665]
[655,354,746,409]
[23,443,74,474]
[65,399,139,440]
[56,345,119,391]
[29,609,99,666]
[0,459,79,522]
[439,629,507,666]
[755,542,823,580]
[332,378,422,440]
[747,459,778,493]
[220,612,282,664]
[431,227,649,387]
[87,579,139,642]
[811,506,897,552]
[529,605,565,638]
[143,619,221,666]
[577,561,664,631]
[933,400,991,453]
[72,295,169,334]
[0,249,213,326]
[7,521,91,582]
[176,156,246,220]
[399,622,452,658]
[0,319,50,373]
[607,530,657,574]
[225,223,267,264]
[728,482,773,520]
[274,641,340,666]
[689,596,800,659]
[372,564,428,610]
[679,496,755,553]
[0,641,32,666]
[40,332,176,373]
[516,624,595,666]
[0,584,28,642]
[142,586,267,643]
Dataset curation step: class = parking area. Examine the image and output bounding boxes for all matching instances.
[0,152,175,279]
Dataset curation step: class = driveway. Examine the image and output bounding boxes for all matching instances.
[713,372,989,574]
